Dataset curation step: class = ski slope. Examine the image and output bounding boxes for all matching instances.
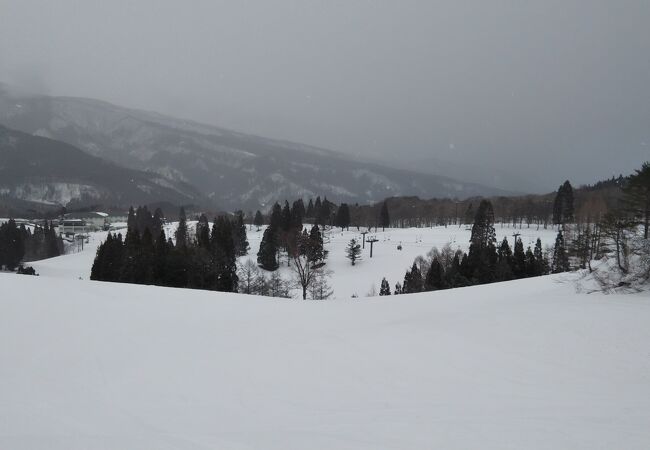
[31,224,559,299]
[0,270,649,449]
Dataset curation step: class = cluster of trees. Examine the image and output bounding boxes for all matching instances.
[568,162,650,287]
[254,200,332,299]
[377,160,650,294]
[91,207,248,292]
[256,201,326,271]
[0,219,62,270]
[251,196,389,232]
[380,199,551,295]
[346,177,623,230]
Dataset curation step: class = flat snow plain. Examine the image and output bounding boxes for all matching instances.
[1,225,648,449]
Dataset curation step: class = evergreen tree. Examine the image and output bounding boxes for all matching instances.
[394,282,402,295]
[425,258,445,290]
[175,207,189,248]
[211,216,238,292]
[533,238,549,276]
[379,201,390,231]
[316,197,332,226]
[345,238,362,265]
[551,231,570,273]
[622,161,650,239]
[253,210,264,229]
[257,226,279,271]
[196,214,211,248]
[308,225,326,263]
[126,206,136,232]
[524,246,536,277]
[269,202,283,231]
[281,201,292,232]
[291,199,306,229]
[253,209,264,230]
[233,211,249,256]
[467,200,498,283]
[403,262,424,293]
[153,229,170,284]
[553,180,575,225]
[497,237,513,265]
[120,228,144,283]
[314,196,322,220]
[152,208,165,238]
[512,238,526,278]
[446,252,469,287]
[335,203,351,230]
[379,277,391,295]
[0,219,25,270]
[306,198,315,218]
[140,228,155,284]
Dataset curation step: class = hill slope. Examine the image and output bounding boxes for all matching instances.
[0,271,648,449]
[0,87,511,209]
[0,125,204,209]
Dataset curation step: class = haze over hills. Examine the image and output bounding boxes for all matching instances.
[0,125,204,212]
[0,86,514,211]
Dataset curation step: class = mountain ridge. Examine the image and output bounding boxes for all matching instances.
[0,86,514,210]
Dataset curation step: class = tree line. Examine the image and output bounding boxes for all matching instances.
[379,199,551,296]
[0,219,62,271]
[91,206,248,292]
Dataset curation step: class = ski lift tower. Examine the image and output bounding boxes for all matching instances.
[360,230,369,248]
[366,236,379,258]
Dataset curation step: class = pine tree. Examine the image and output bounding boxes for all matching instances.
[306,198,315,218]
[153,229,170,284]
[211,216,238,292]
[425,258,445,290]
[152,208,165,238]
[269,202,283,231]
[0,219,25,270]
[252,210,263,229]
[379,201,390,231]
[291,199,305,230]
[257,226,279,271]
[467,200,497,283]
[120,227,144,283]
[622,161,650,239]
[551,231,570,273]
[127,206,136,232]
[233,211,249,256]
[394,282,402,295]
[379,277,391,295]
[403,262,424,293]
[553,180,575,225]
[281,201,292,232]
[512,238,526,278]
[335,203,351,230]
[308,225,325,263]
[533,238,549,276]
[175,207,188,248]
[196,214,211,248]
[346,238,362,265]
[523,247,535,277]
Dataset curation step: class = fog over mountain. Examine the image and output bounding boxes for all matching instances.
[1,1,648,193]
[0,88,512,210]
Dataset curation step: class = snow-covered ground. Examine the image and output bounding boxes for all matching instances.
[1,267,649,449]
[31,223,559,299]
[3,224,649,448]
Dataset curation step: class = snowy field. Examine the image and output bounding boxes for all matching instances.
[31,223,559,299]
[1,268,649,449]
[6,224,649,449]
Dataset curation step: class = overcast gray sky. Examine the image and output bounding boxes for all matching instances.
[1,0,648,189]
